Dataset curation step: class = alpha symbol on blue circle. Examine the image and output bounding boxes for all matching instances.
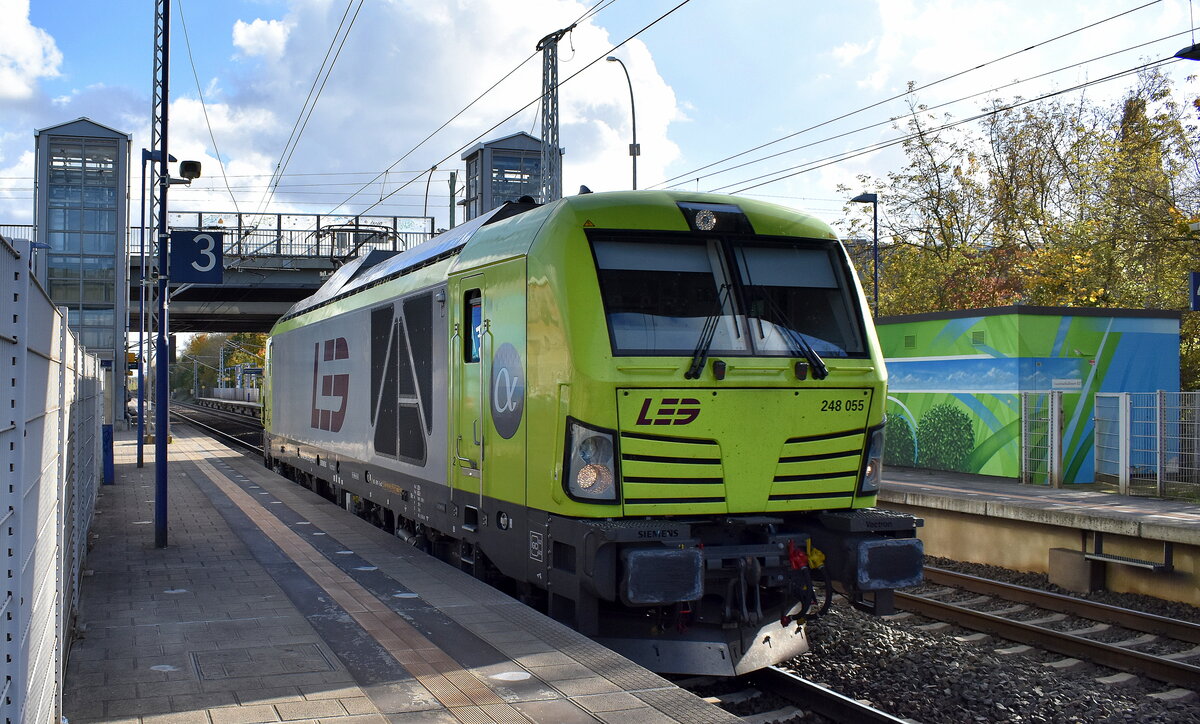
[491,342,524,439]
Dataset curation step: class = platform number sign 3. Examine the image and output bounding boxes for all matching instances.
[169,230,224,284]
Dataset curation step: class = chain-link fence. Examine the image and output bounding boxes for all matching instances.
[1094,392,1200,499]
[1021,392,1063,486]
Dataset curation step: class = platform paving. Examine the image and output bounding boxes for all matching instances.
[63,428,735,724]
[880,467,1200,545]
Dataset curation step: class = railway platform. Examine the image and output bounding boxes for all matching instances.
[63,428,735,723]
[194,396,261,418]
[879,469,1200,605]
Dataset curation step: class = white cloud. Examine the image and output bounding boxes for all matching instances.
[163,0,688,224]
[0,0,62,100]
[232,18,291,60]
[0,151,36,223]
[832,40,874,66]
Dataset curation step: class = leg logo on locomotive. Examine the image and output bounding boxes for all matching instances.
[311,337,350,432]
[635,397,701,426]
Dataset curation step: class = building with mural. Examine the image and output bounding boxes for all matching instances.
[878,306,1181,484]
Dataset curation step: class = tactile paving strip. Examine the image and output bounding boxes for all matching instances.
[179,448,528,721]
[177,429,739,723]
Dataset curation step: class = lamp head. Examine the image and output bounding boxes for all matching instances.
[1176,43,1200,61]
[606,56,618,62]
[178,160,202,180]
[851,192,878,204]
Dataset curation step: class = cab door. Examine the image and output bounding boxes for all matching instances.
[451,264,527,530]
[453,277,484,528]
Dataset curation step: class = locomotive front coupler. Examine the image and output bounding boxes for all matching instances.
[794,508,925,616]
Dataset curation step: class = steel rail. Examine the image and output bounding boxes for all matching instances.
[178,397,262,421]
[751,666,910,723]
[896,591,1200,688]
[923,566,1200,644]
[170,407,264,456]
[175,400,262,426]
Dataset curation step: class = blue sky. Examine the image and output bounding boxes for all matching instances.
[2,0,1197,231]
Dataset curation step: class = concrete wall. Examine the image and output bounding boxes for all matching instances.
[886,502,1200,606]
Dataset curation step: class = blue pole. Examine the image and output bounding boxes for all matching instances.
[102,424,114,485]
[137,151,148,467]
[154,0,171,548]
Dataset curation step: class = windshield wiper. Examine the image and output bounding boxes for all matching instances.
[784,327,829,379]
[756,290,829,380]
[685,284,732,379]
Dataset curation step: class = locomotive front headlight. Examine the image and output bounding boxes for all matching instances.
[859,423,885,495]
[565,419,619,502]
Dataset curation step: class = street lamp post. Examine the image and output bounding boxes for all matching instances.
[851,193,879,317]
[606,56,639,190]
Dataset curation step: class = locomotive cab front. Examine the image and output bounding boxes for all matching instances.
[516,192,923,675]
[264,190,921,678]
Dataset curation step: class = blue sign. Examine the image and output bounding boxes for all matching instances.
[1192,272,1200,312]
[170,231,223,284]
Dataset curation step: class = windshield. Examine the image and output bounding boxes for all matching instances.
[591,234,866,358]
[592,238,747,356]
[733,242,866,358]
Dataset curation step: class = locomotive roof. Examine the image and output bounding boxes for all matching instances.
[281,201,538,319]
[278,191,838,323]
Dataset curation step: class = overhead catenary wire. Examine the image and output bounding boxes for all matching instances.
[176,0,239,213]
[352,0,696,219]
[325,0,619,216]
[253,0,365,218]
[719,56,1178,195]
[648,0,1166,190]
[665,28,1196,191]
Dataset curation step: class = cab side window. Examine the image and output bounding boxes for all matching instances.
[465,290,482,363]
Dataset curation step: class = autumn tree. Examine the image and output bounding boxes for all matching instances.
[171,332,267,398]
[840,68,1200,385]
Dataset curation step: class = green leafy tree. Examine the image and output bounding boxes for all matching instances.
[884,416,916,467]
[842,69,1200,387]
[917,404,975,472]
[171,332,267,398]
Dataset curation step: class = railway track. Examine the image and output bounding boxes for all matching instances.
[897,566,1200,689]
[682,666,910,723]
[169,402,264,454]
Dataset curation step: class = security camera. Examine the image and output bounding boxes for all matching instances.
[179,160,202,180]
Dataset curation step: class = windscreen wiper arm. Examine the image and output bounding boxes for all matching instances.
[785,327,829,380]
[686,284,732,379]
[757,291,828,380]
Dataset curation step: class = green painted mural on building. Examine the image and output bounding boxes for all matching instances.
[879,307,1179,484]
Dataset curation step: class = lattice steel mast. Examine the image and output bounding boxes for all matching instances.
[151,0,172,547]
[537,24,573,204]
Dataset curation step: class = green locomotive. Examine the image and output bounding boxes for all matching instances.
[263,190,922,675]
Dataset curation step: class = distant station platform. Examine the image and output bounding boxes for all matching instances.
[879,468,1200,604]
[64,428,734,723]
[193,396,261,417]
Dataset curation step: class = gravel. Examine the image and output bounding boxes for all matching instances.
[783,557,1200,723]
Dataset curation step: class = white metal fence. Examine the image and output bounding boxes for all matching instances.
[1021,392,1063,486]
[2,236,102,724]
[1094,392,1200,498]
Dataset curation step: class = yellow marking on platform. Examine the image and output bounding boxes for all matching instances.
[177,444,525,723]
